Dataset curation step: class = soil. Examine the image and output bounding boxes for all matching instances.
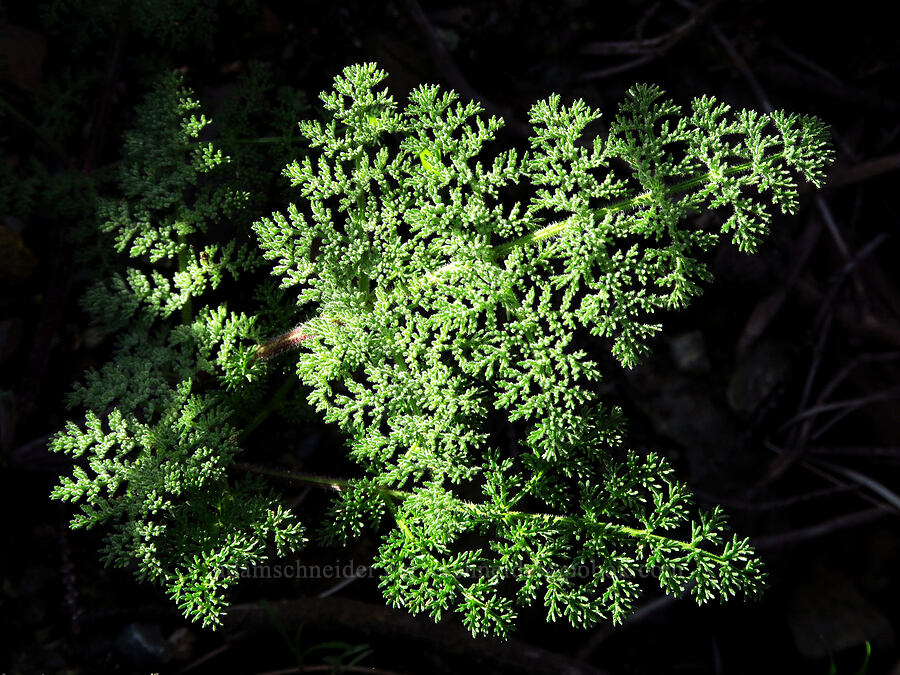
[2,1,898,673]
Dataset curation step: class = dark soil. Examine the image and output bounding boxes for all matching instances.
[2,1,898,673]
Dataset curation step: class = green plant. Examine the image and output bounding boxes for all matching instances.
[39,0,259,51]
[51,63,833,636]
[261,600,376,675]
[827,641,872,675]
[49,69,308,626]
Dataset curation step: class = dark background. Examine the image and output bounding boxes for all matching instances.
[2,1,899,673]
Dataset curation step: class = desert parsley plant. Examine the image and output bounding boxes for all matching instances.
[53,62,832,636]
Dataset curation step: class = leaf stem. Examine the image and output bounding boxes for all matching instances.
[491,157,766,258]
[236,462,731,562]
[256,155,778,354]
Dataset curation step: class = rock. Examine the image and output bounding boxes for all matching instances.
[667,330,711,374]
[787,566,893,658]
[115,623,172,666]
[727,339,793,414]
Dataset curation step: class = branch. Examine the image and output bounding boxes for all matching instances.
[399,0,530,137]
[580,1,718,80]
